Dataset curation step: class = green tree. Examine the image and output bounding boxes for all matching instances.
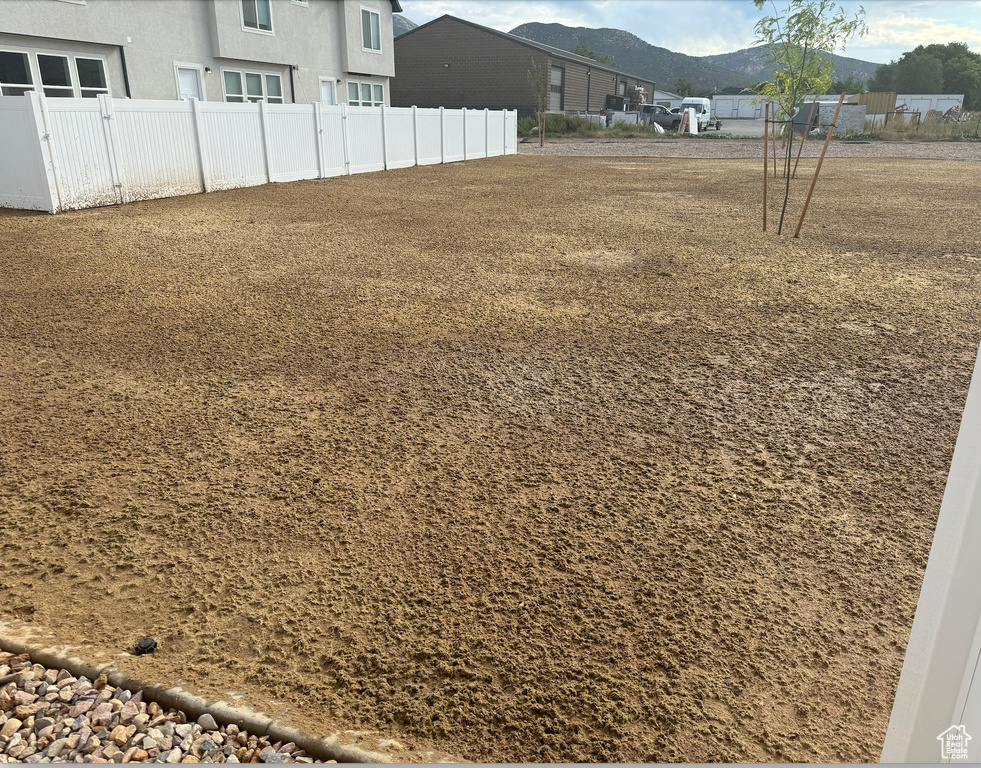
[674,78,696,96]
[829,74,865,93]
[868,43,981,109]
[895,52,943,93]
[573,43,617,68]
[526,59,549,148]
[751,0,867,234]
[944,56,981,110]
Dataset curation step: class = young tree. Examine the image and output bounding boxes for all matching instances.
[752,0,867,234]
[527,59,549,148]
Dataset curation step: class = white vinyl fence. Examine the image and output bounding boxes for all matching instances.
[0,93,518,213]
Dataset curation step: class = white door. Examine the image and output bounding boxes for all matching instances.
[177,67,202,101]
[320,80,336,105]
[715,99,734,118]
[909,98,932,116]
[737,98,758,118]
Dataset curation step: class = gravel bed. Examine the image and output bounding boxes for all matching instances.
[516,136,981,160]
[0,653,320,764]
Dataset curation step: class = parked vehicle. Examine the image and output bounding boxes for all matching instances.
[680,97,722,131]
[643,104,682,130]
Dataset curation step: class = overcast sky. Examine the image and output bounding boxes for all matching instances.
[398,0,981,64]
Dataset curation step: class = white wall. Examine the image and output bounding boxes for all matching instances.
[0,93,517,213]
[882,343,981,762]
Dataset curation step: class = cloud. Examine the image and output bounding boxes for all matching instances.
[857,14,981,52]
[403,1,596,32]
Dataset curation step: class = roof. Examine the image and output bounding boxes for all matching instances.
[395,14,652,83]
[390,1,403,12]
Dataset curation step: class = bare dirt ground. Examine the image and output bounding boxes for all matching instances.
[2,151,980,763]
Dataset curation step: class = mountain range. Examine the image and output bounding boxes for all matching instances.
[394,16,883,94]
[509,22,757,92]
[393,14,418,37]
[702,46,880,85]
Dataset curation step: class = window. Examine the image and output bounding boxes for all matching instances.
[242,0,272,32]
[361,8,380,51]
[37,54,73,97]
[75,57,108,98]
[347,79,383,106]
[222,69,283,103]
[0,51,109,97]
[0,50,33,96]
[223,71,244,102]
[265,74,283,103]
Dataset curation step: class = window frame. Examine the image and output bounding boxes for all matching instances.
[241,0,274,35]
[221,67,284,104]
[73,55,109,98]
[360,7,381,53]
[36,53,75,98]
[346,79,384,107]
[0,48,35,97]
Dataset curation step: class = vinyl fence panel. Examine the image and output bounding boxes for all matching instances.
[415,108,443,165]
[465,108,487,160]
[0,94,517,213]
[199,102,267,191]
[318,105,347,177]
[0,94,56,212]
[505,111,518,154]
[113,99,202,202]
[346,105,386,174]
[384,106,417,170]
[442,110,465,163]
[45,99,118,210]
[487,109,506,158]
[267,103,320,183]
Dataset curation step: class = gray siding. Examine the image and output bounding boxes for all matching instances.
[392,17,655,114]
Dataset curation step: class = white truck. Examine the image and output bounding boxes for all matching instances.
[680,97,722,131]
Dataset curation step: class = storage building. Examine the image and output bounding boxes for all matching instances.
[391,15,655,116]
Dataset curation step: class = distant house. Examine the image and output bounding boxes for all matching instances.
[391,15,656,116]
[0,0,401,106]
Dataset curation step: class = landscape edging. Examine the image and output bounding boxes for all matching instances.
[0,635,390,764]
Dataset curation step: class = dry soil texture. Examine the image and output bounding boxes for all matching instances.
[2,155,980,763]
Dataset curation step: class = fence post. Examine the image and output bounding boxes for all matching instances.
[380,104,389,171]
[485,108,490,157]
[462,107,467,160]
[503,109,508,154]
[258,100,272,182]
[189,98,211,193]
[30,92,62,212]
[97,93,126,204]
[439,106,445,164]
[412,105,419,166]
[314,102,325,179]
[340,103,352,175]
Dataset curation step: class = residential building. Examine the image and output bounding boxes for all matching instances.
[0,0,400,106]
[391,15,656,116]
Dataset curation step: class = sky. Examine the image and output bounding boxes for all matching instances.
[397,0,981,63]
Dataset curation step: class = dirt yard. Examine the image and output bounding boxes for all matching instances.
[1,153,980,763]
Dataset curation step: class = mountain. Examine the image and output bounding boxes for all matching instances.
[509,22,757,93]
[393,14,418,37]
[702,46,881,85]
[509,22,884,93]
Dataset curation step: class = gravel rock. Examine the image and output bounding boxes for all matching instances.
[197,713,218,732]
[0,654,320,763]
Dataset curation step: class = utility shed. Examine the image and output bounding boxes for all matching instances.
[391,15,655,116]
